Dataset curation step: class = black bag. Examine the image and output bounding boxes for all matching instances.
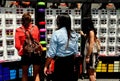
[21,27,42,56]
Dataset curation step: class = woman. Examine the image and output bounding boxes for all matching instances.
[15,12,42,81]
[44,13,80,81]
[84,19,100,81]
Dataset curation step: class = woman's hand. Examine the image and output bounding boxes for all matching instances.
[44,57,53,75]
[44,66,52,76]
[44,67,48,76]
[85,56,90,63]
[80,30,86,37]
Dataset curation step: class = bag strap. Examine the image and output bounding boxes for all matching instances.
[20,25,35,41]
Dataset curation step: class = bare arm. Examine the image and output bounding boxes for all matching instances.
[86,31,95,57]
[80,30,86,37]
[44,57,53,75]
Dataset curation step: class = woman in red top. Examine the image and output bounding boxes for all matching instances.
[15,12,41,81]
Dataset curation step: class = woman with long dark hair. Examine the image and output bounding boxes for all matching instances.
[84,19,100,81]
[44,13,80,81]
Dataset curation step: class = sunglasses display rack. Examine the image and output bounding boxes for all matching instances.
[45,9,120,75]
[0,8,35,62]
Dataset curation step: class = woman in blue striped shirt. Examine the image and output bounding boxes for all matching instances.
[44,13,81,81]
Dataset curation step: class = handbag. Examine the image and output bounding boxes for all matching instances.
[95,39,101,52]
[85,38,101,53]
[21,26,43,57]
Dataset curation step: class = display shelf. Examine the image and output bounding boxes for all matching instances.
[0,61,33,81]
[96,56,120,78]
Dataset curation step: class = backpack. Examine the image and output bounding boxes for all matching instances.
[21,26,42,57]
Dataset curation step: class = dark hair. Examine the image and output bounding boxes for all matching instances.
[56,13,72,48]
[82,19,97,36]
[22,12,32,28]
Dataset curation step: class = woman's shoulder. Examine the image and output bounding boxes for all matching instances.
[15,26,23,32]
[32,24,38,27]
[31,25,39,31]
[32,24,38,29]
